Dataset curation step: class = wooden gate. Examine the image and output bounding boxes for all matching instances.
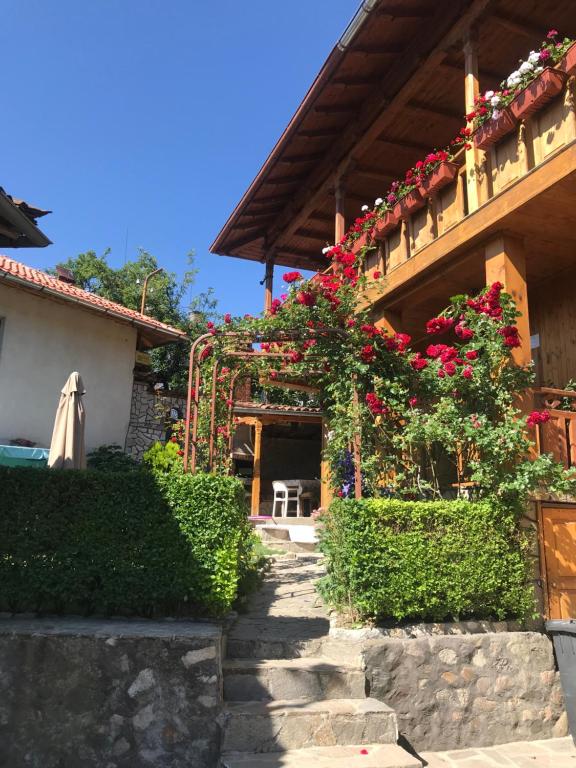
[541,504,576,619]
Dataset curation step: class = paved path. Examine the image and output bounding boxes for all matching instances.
[421,736,576,767]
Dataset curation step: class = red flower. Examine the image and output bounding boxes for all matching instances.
[170,436,178,443]
[426,316,453,335]
[465,349,478,361]
[443,361,457,376]
[455,323,474,341]
[498,325,520,348]
[224,313,232,324]
[347,319,356,328]
[394,333,412,351]
[200,344,213,361]
[177,449,184,456]
[438,368,446,378]
[366,392,387,415]
[426,344,446,359]
[360,323,379,338]
[283,271,302,283]
[410,353,428,370]
[361,344,376,363]
[409,396,418,407]
[269,298,282,315]
[547,29,559,39]
[372,270,381,279]
[289,350,303,364]
[462,366,473,379]
[527,410,551,427]
[296,291,316,307]
[440,346,458,363]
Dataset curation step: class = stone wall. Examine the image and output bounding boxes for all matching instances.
[0,618,223,768]
[358,627,565,752]
[125,381,186,461]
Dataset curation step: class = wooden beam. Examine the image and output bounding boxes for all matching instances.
[241,205,284,217]
[309,211,333,223]
[250,194,292,206]
[227,230,264,252]
[484,235,531,368]
[355,165,394,184]
[440,60,504,84]
[251,421,263,515]
[407,99,463,121]
[298,128,341,139]
[350,43,404,55]
[377,136,432,152]
[491,13,543,41]
[279,152,324,164]
[260,378,320,394]
[377,4,435,18]
[464,33,482,213]
[332,75,381,87]
[264,174,306,185]
[313,104,358,115]
[335,177,346,243]
[296,226,332,241]
[267,0,495,252]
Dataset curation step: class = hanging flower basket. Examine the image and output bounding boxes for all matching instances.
[373,210,399,239]
[394,187,425,219]
[510,67,567,121]
[558,42,576,77]
[420,161,459,197]
[473,108,516,151]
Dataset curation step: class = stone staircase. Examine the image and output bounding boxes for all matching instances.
[219,553,420,767]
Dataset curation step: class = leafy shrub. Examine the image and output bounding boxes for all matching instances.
[318,498,533,623]
[0,467,254,617]
[143,440,183,473]
[87,444,140,472]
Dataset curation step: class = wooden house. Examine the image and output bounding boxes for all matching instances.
[211,0,576,618]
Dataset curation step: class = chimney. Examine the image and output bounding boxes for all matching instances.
[56,266,75,285]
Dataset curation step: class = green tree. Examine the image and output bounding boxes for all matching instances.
[50,248,217,390]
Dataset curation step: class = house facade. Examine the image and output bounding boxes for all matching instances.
[211,0,576,618]
[0,257,186,452]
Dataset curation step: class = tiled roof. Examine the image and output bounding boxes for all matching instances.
[234,400,322,415]
[0,255,187,342]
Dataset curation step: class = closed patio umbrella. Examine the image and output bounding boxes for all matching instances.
[47,372,86,470]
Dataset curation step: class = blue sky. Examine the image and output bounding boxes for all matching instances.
[3,0,358,317]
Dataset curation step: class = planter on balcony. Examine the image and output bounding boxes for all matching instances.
[473,108,516,151]
[352,231,372,255]
[373,210,399,239]
[509,67,567,121]
[393,187,425,219]
[558,42,576,77]
[420,161,459,197]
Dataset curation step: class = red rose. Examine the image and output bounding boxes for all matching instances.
[443,361,456,376]
[465,350,478,361]
[224,313,232,324]
[283,271,302,283]
[526,410,550,427]
[426,316,453,335]
[361,344,376,363]
[455,323,474,341]
[372,270,381,279]
[410,353,428,370]
[462,366,473,379]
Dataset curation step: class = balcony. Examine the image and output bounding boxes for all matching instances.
[360,75,576,308]
[534,387,576,471]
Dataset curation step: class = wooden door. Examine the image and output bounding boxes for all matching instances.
[542,505,576,619]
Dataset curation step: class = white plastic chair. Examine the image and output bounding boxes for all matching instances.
[272,481,301,517]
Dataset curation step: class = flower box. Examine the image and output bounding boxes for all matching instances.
[420,161,459,197]
[558,42,576,77]
[509,67,567,121]
[373,210,399,239]
[352,231,372,255]
[473,108,516,151]
[394,187,425,219]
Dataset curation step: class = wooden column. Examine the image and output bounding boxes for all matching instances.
[264,253,274,312]
[251,420,263,515]
[463,33,487,212]
[374,308,401,336]
[335,179,346,244]
[484,235,531,368]
[320,420,332,509]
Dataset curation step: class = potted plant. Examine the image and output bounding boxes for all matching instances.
[473,108,516,150]
[352,230,372,256]
[558,42,576,76]
[394,186,425,219]
[373,209,399,239]
[420,157,460,197]
[509,67,566,121]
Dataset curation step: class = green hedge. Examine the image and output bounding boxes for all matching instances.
[0,467,253,617]
[318,498,533,623]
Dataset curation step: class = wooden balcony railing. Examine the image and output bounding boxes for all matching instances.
[534,387,576,470]
[355,78,576,275]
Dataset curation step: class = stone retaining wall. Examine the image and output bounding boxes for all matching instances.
[358,628,566,752]
[0,618,223,768]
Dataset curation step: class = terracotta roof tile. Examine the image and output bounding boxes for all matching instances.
[0,255,186,341]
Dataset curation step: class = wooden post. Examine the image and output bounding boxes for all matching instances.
[374,308,401,336]
[320,419,333,509]
[463,33,488,212]
[484,235,531,368]
[264,253,274,312]
[251,420,263,515]
[335,178,346,244]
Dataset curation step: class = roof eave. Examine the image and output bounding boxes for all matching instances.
[0,190,52,248]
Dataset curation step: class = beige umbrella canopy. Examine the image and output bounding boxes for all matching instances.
[47,372,86,470]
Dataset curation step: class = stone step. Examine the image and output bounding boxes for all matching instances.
[221,743,421,767]
[259,535,318,553]
[223,657,366,701]
[220,698,398,753]
[226,618,329,659]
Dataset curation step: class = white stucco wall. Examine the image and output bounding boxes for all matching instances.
[0,282,137,450]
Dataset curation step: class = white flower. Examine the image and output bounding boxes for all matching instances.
[507,71,521,87]
[534,66,544,74]
[322,246,332,254]
[519,60,533,74]
[374,197,383,206]
[484,90,495,99]
[361,204,369,212]
[492,109,502,121]
[490,95,501,107]
[528,50,540,64]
